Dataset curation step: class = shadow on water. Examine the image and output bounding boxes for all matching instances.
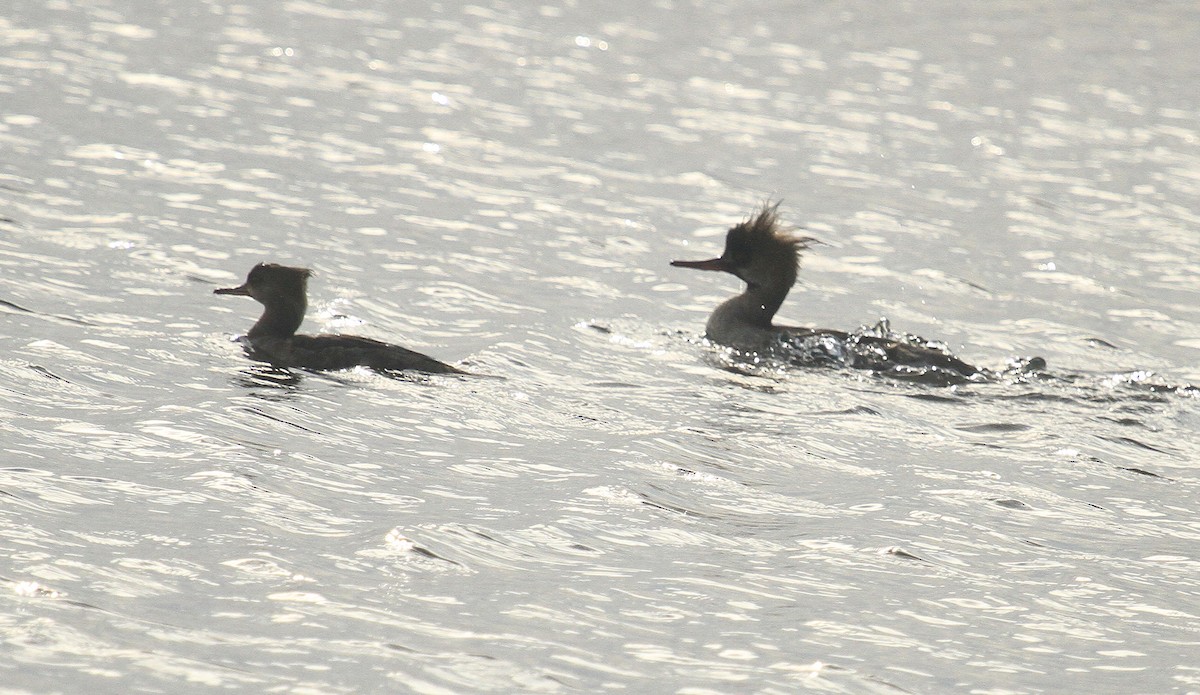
[227,360,472,394]
[231,365,306,392]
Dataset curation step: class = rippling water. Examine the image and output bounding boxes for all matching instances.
[3,1,1199,692]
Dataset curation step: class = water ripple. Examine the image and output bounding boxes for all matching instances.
[2,1,1199,693]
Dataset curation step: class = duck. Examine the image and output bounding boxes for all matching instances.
[214,263,466,375]
[671,203,982,380]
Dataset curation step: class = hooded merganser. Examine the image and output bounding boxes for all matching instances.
[671,204,981,379]
[215,263,466,375]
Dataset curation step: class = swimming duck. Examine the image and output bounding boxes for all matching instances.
[671,204,981,379]
[215,263,466,375]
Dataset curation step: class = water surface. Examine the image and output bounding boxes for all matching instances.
[2,1,1199,692]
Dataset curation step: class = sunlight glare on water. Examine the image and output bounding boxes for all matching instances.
[1,0,1199,693]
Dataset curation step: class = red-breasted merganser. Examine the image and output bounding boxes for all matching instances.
[215,263,466,375]
[671,204,982,380]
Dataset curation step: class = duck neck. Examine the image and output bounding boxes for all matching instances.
[248,296,306,339]
[706,280,791,346]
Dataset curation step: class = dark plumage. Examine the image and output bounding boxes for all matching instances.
[215,263,466,375]
[672,204,981,379]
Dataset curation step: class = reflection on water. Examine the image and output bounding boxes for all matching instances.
[2,0,1200,692]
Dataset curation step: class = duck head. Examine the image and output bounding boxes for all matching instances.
[215,263,312,338]
[216,263,310,303]
[671,203,815,291]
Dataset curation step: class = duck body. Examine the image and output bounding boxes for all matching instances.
[672,204,983,381]
[238,333,466,374]
[215,263,465,375]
